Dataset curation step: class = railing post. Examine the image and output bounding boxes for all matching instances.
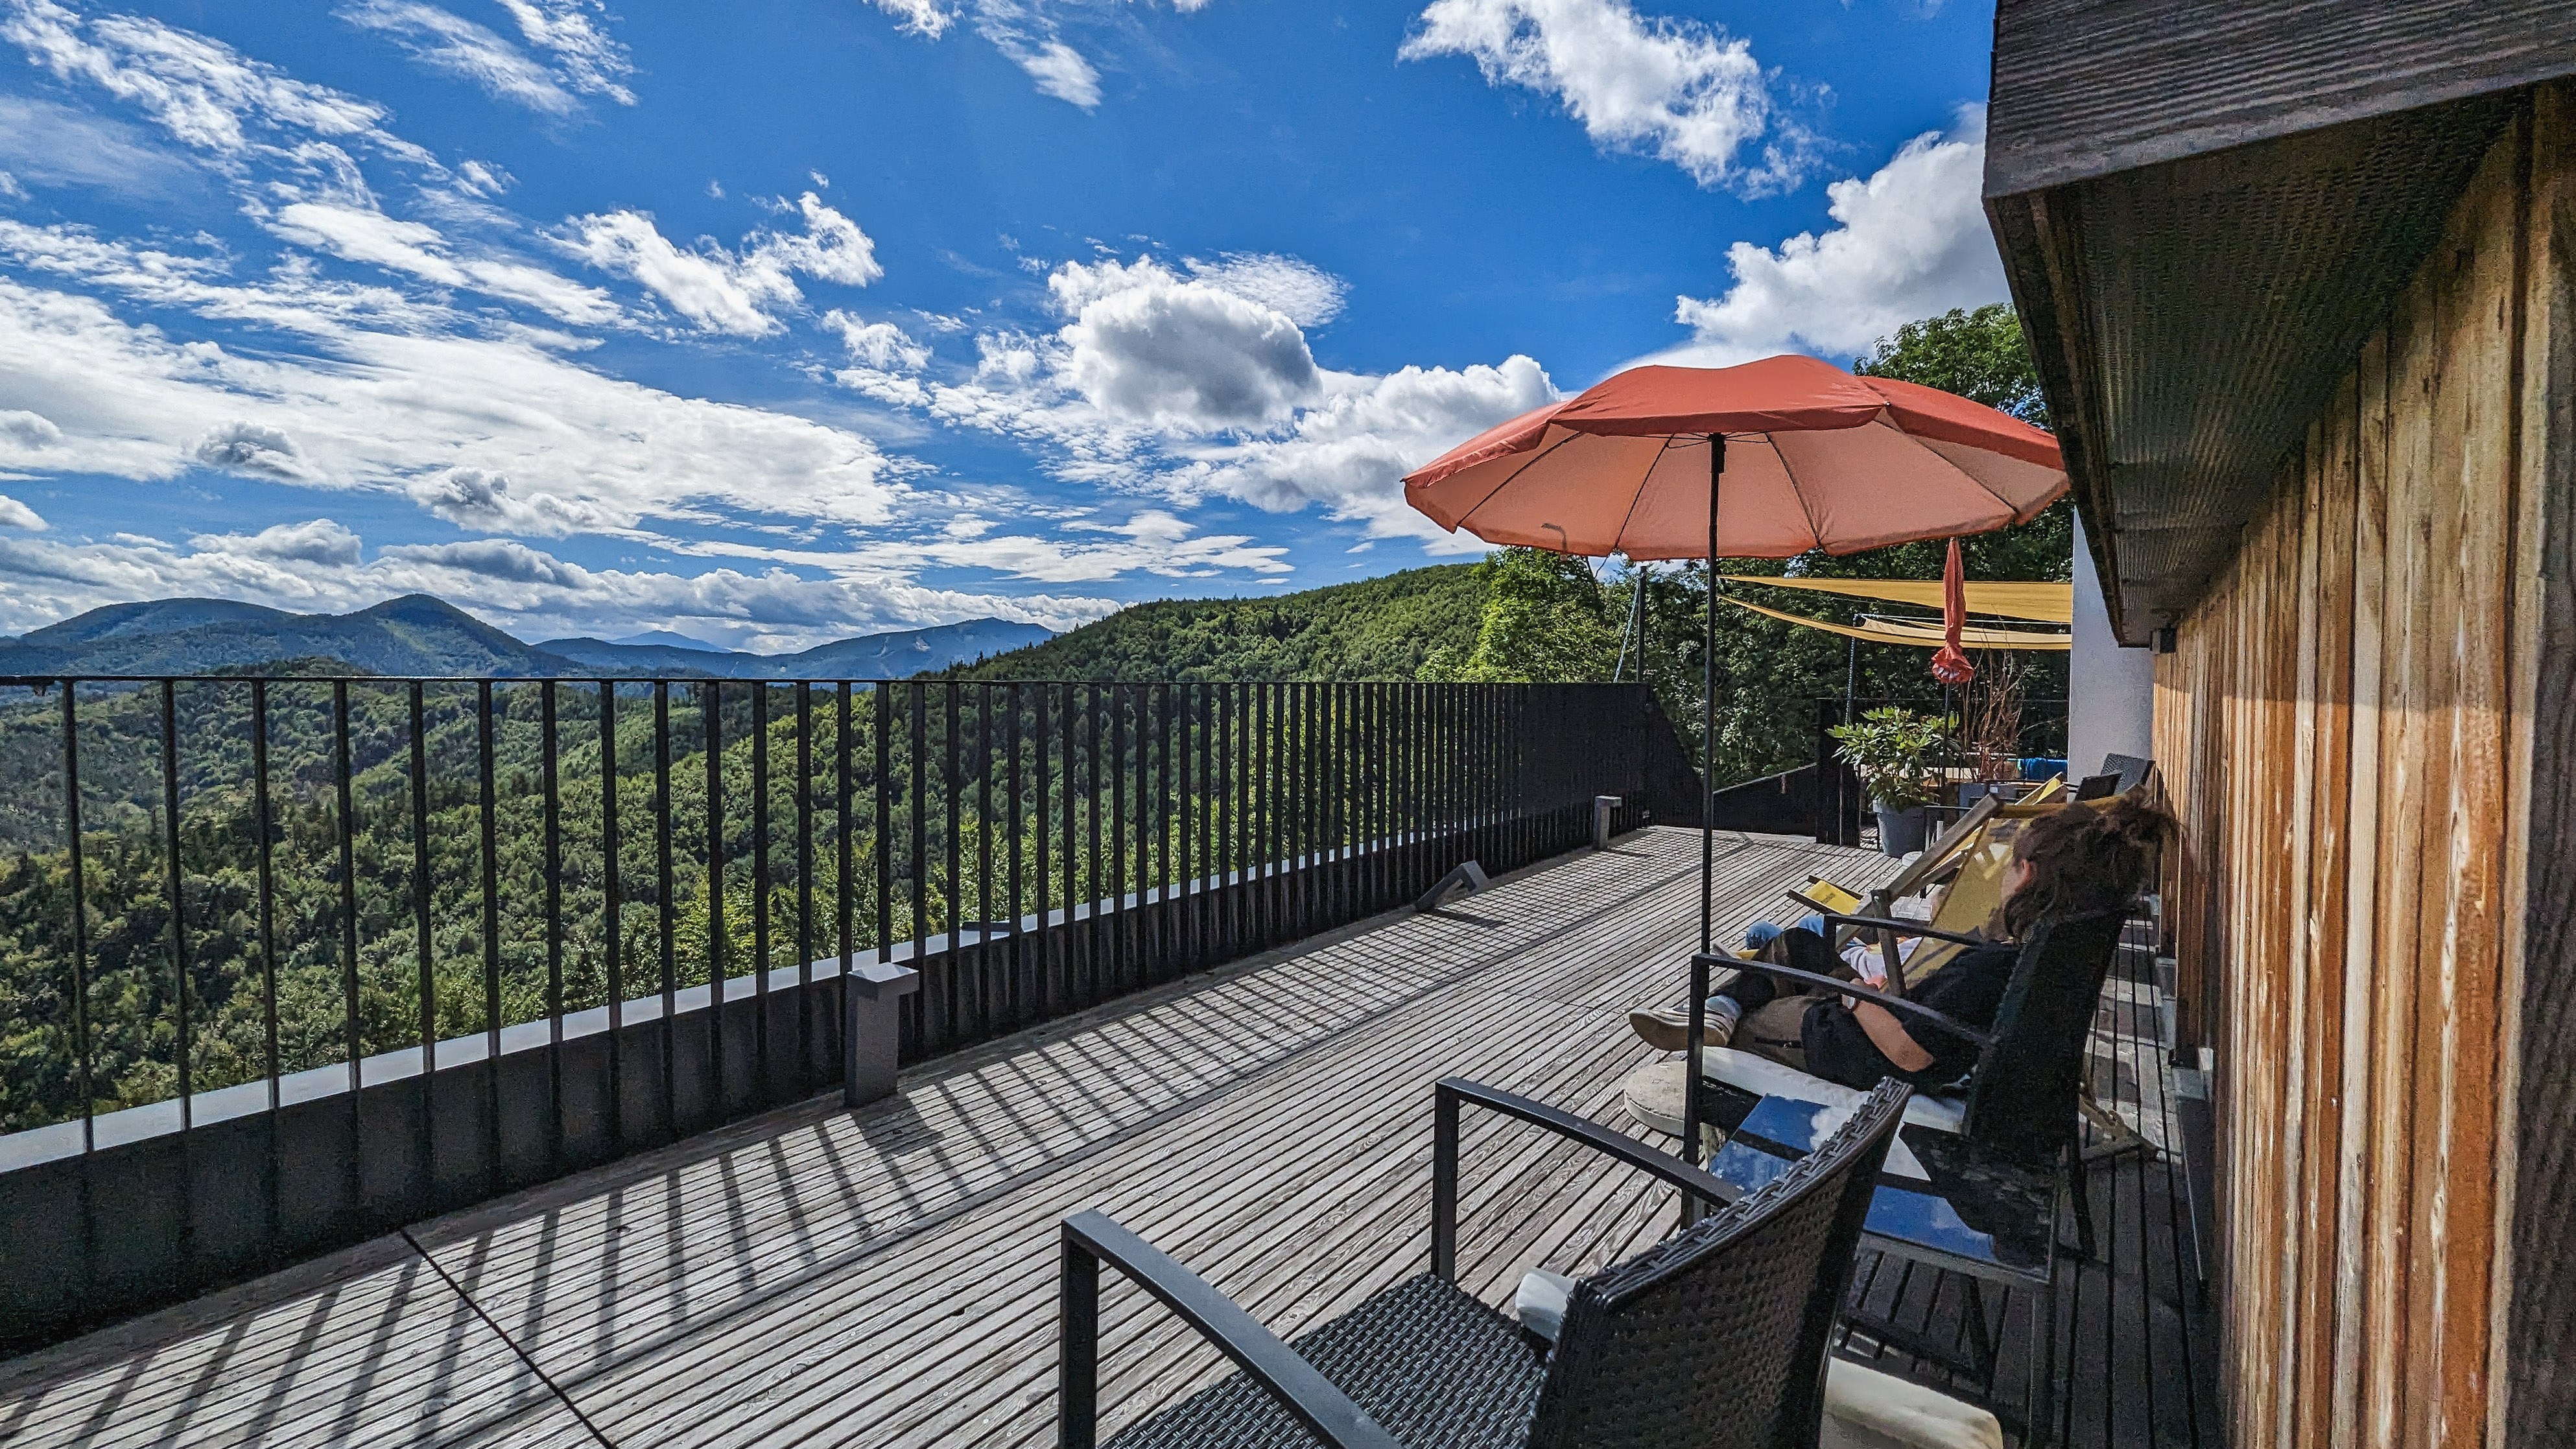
[842,959,922,1107]
[1814,696,1834,845]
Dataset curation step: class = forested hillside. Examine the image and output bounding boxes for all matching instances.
[951,565,1484,683]
[0,676,1194,1133]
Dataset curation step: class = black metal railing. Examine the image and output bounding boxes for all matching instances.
[0,674,1698,1352]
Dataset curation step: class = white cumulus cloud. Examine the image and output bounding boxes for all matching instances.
[4,0,408,159]
[862,0,953,38]
[492,0,635,104]
[1184,252,1348,327]
[1400,0,1806,193]
[270,200,622,324]
[1182,355,1556,545]
[559,193,882,336]
[337,0,577,114]
[826,310,932,371]
[1011,37,1100,108]
[0,276,911,530]
[0,406,65,453]
[834,244,1550,548]
[0,495,47,530]
[195,516,364,565]
[1661,106,2001,366]
[405,467,617,537]
[193,419,316,480]
[1050,255,1322,430]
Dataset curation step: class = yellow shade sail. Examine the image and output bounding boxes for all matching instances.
[1719,574,2075,624]
[1724,595,2072,651]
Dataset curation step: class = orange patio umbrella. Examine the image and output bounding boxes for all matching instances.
[1404,355,2062,559]
[1402,353,2066,1161]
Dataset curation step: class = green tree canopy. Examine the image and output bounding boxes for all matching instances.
[1419,548,1618,683]
[1855,303,2048,425]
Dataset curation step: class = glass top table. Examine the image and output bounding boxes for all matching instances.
[1704,1091,2060,1284]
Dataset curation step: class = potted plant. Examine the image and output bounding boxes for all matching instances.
[1828,705,1951,856]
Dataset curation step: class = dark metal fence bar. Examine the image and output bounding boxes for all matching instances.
[704,681,726,1120]
[601,681,624,1144]
[477,681,502,1188]
[656,681,678,1141]
[0,673,1694,1356]
[541,681,564,1166]
[410,683,435,1190]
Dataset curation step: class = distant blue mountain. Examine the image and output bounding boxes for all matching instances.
[538,618,1054,679]
[0,595,577,677]
[0,597,1052,679]
[607,630,727,652]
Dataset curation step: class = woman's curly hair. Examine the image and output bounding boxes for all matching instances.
[1992,795,2177,939]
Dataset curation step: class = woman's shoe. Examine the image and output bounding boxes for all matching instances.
[1626,1000,1737,1052]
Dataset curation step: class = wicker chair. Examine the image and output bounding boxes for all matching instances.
[1057,1076,1911,1449]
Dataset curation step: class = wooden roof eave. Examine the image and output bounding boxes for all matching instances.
[1981,0,2567,643]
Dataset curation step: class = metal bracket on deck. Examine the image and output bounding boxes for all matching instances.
[844,961,923,1108]
[1415,860,1490,913]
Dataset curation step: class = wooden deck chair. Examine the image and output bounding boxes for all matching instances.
[1778,795,2044,990]
[1784,777,2066,943]
[1778,789,2015,941]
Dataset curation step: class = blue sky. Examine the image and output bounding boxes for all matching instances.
[0,0,2007,650]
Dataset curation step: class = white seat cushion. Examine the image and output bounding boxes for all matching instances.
[1823,1361,2003,1449]
[1513,1268,1575,1342]
[1516,1269,2000,1449]
[1617,1054,1965,1181]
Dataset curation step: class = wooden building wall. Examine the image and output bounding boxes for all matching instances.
[2153,91,2575,1449]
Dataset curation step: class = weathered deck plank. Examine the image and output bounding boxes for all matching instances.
[0,827,2217,1449]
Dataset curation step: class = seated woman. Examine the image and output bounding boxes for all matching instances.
[1626,796,2173,1092]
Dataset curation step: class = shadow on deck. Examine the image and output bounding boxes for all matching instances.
[0,828,2216,1448]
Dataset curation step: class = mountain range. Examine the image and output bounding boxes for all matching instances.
[0,595,1051,679]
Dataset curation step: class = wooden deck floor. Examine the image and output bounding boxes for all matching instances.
[0,828,2217,1448]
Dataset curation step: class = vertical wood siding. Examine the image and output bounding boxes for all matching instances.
[2153,93,2573,1449]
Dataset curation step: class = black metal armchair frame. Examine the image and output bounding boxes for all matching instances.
[1675,908,2134,1448]
[1058,1076,1908,1449]
[1759,910,2157,1166]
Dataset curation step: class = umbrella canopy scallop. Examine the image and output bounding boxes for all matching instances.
[1402,355,2066,560]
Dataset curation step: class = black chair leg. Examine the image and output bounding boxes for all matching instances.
[2068,1144,2098,1262]
[1061,1237,1100,1449]
[2025,1256,2059,1449]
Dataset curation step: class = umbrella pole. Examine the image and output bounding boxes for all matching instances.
[1684,434,1725,1179]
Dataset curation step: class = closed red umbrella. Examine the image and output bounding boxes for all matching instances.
[1402,353,2064,1163]
[1932,538,1976,685]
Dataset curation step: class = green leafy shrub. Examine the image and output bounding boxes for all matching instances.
[1828,705,1953,811]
